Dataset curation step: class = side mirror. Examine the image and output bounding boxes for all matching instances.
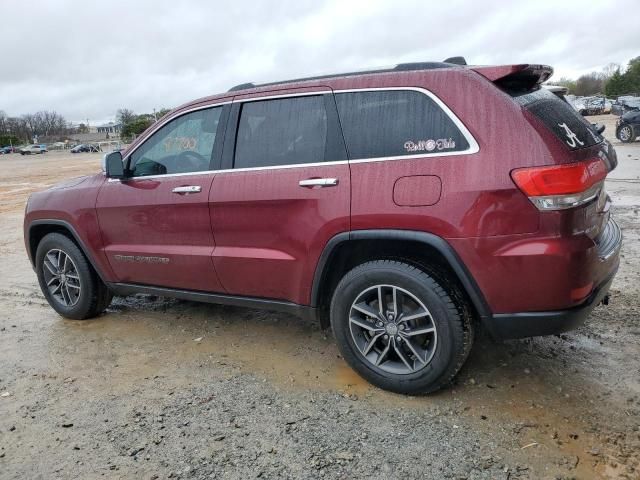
[103,151,125,179]
[592,123,606,135]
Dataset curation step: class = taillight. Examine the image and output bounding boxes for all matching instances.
[511,159,607,210]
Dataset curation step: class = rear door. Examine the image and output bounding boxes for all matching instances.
[209,89,350,305]
[96,104,229,292]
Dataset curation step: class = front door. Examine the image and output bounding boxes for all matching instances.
[96,105,227,292]
[209,91,350,305]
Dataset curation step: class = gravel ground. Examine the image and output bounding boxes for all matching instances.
[1,116,639,479]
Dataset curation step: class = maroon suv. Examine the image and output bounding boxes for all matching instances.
[24,60,621,394]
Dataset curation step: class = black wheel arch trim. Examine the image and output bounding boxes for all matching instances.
[310,229,493,325]
[27,219,108,282]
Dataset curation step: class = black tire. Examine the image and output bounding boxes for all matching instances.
[618,125,635,143]
[35,233,112,320]
[330,260,473,395]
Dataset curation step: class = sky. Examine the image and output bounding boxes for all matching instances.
[1,0,638,125]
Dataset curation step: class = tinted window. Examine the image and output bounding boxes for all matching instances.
[129,107,222,177]
[512,88,601,150]
[234,96,327,168]
[335,90,469,160]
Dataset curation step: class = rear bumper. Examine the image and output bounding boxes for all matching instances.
[449,213,622,315]
[485,264,617,339]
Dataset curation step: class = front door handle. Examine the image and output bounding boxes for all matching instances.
[298,178,339,188]
[172,185,202,194]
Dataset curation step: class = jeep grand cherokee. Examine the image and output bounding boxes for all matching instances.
[24,59,621,394]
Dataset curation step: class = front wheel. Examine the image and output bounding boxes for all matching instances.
[330,260,473,395]
[618,125,635,143]
[35,233,112,319]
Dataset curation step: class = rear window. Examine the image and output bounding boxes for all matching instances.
[234,96,328,169]
[512,88,602,149]
[335,90,469,160]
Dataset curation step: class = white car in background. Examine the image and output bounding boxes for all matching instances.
[20,144,48,155]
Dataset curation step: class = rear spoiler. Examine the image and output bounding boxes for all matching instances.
[471,64,553,92]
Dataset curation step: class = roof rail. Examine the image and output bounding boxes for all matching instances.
[226,60,463,93]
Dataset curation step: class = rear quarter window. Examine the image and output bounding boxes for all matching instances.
[335,90,470,160]
[512,88,602,149]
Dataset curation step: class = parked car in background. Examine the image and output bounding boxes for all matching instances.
[577,96,607,116]
[71,144,100,153]
[569,96,586,113]
[20,144,47,155]
[0,146,15,154]
[611,96,640,116]
[24,60,621,394]
[616,110,640,143]
[546,89,606,135]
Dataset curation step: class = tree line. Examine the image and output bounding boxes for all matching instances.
[553,56,640,97]
[0,106,173,146]
[0,110,77,145]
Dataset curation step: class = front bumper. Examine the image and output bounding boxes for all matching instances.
[485,264,618,339]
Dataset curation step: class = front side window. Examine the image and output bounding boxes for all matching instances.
[129,107,222,177]
[335,90,469,160]
[234,96,328,169]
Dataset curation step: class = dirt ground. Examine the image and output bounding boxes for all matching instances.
[1,115,639,479]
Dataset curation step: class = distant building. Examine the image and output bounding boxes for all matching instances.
[96,122,121,135]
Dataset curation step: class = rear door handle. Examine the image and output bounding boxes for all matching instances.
[172,185,202,194]
[298,178,339,188]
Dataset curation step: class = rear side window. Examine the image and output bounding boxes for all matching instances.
[335,90,469,160]
[234,96,328,169]
[512,88,602,149]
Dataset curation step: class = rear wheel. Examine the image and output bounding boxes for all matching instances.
[618,125,635,143]
[330,260,473,394]
[35,233,112,320]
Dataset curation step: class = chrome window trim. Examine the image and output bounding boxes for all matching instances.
[219,159,348,174]
[109,86,479,181]
[107,160,350,182]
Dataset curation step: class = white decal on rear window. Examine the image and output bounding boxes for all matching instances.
[404,138,456,153]
[558,123,585,148]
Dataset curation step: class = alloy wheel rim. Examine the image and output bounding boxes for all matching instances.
[620,126,632,141]
[348,284,438,375]
[43,249,81,307]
